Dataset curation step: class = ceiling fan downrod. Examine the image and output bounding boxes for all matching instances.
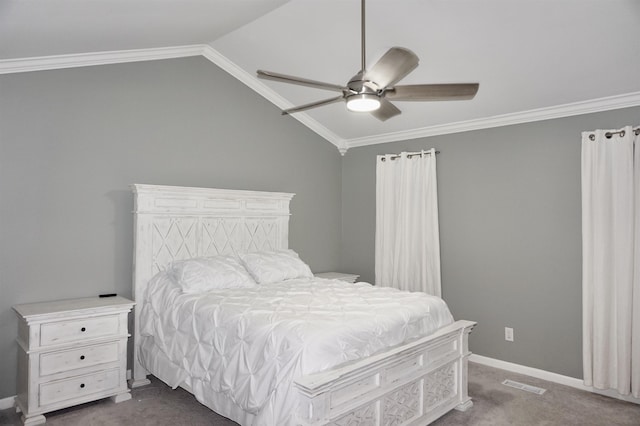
[344,0,382,112]
[360,0,366,73]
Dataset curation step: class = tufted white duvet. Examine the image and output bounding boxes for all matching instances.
[139,275,454,425]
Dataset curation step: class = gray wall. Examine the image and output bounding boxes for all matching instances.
[2,52,639,400]
[0,57,343,399]
[341,106,640,379]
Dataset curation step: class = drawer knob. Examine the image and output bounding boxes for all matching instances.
[81,327,86,332]
[80,355,85,360]
[80,383,85,389]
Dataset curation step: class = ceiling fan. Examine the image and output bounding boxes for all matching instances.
[256,0,479,121]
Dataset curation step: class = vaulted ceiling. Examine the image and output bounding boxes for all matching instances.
[2,0,639,153]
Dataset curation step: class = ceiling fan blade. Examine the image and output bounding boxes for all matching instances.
[257,70,345,92]
[370,98,401,122]
[386,83,479,101]
[364,47,419,89]
[282,95,344,115]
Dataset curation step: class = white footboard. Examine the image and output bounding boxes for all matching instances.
[295,320,476,426]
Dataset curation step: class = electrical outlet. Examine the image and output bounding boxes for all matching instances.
[505,327,514,342]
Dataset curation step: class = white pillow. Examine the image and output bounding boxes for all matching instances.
[240,249,313,285]
[168,255,257,294]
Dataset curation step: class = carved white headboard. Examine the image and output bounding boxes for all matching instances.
[130,184,294,386]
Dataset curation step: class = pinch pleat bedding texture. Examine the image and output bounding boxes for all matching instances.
[139,275,454,425]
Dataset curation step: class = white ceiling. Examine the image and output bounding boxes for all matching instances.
[2,0,640,152]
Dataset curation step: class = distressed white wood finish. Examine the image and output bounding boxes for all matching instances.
[295,321,476,426]
[12,297,134,426]
[130,184,476,425]
[130,184,294,387]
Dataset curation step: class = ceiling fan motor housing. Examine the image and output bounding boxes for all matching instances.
[347,73,380,95]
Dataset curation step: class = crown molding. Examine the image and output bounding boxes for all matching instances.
[346,91,640,149]
[200,45,347,153]
[0,45,204,75]
[2,45,638,155]
[0,43,347,153]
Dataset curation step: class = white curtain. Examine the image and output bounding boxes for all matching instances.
[582,125,640,398]
[375,149,441,296]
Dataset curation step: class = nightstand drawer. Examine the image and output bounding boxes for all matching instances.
[40,315,120,346]
[39,368,120,407]
[40,342,120,376]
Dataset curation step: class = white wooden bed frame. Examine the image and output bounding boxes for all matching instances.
[130,184,476,426]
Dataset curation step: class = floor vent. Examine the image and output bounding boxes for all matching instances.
[502,379,547,395]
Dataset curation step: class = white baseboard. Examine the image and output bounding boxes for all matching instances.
[2,360,637,410]
[0,395,15,410]
[469,354,640,405]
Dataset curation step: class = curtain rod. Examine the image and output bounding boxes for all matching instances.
[380,150,440,162]
[589,127,640,140]
[605,127,640,138]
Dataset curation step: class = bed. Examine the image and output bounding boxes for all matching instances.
[130,184,476,426]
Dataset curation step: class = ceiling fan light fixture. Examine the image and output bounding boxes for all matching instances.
[346,93,381,112]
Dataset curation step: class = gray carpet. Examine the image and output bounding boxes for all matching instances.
[1,363,639,425]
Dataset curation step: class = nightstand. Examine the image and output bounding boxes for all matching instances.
[13,296,134,426]
[314,272,360,283]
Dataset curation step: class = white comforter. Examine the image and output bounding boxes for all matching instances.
[139,275,454,425]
